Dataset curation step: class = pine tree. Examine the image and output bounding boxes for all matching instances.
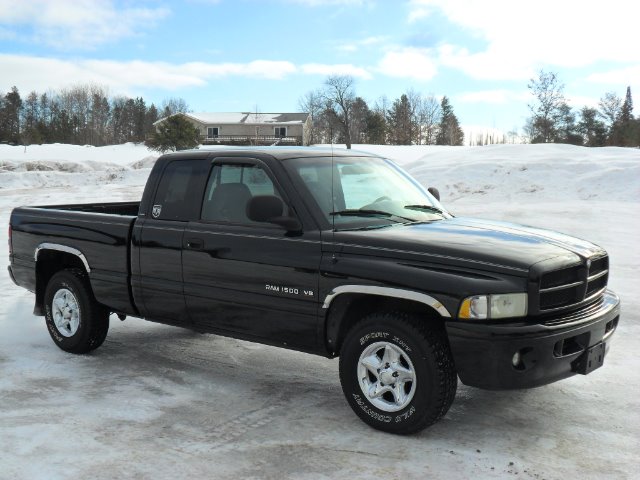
[611,87,635,146]
[145,104,159,141]
[0,86,23,144]
[132,97,147,142]
[387,94,414,145]
[436,96,464,146]
[349,97,370,145]
[146,113,200,153]
[364,111,386,144]
[578,107,607,147]
[90,91,110,146]
[556,103,582,145]
[21,91,42,145]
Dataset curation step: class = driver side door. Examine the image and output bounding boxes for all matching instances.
[182,157,322,350]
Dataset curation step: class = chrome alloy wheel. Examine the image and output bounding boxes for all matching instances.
[52,288,80,337]
[357,341,417,412]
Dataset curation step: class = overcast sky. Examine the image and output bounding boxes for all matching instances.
[1,0,638,132]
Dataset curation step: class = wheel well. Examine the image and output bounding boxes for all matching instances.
[326,293,445,356]
[34,251,87,315]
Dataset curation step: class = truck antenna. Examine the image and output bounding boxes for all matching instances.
[330,125,335,235]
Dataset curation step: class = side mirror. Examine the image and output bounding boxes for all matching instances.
[428,187,440,201]
[246,195,302,232]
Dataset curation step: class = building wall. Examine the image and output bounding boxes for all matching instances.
[302,115,312,146]
[185,118,305,138]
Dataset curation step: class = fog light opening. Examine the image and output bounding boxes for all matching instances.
[512,349,526,371]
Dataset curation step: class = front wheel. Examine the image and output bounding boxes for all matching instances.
[44,269,109,354]
[339,312,457,434]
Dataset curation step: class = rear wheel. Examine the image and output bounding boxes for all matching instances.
[44,269,109,354]
[339,312,457,434]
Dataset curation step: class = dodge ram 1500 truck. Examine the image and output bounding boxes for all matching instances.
[8,147,621,434]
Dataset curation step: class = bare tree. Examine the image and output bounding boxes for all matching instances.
[418,94,440,145]
[372,95,390,117]
[298,89,323,145]
[598,92,622,133]
[161,97,189,117]
[507,128,519,144]
[527,70,566,143]
[323,75,356,149]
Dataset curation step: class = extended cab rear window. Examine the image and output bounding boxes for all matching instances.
[152,160,204,221]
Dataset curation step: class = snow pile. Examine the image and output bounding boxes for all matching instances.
[0,143,158,190]
[343,143,640,203]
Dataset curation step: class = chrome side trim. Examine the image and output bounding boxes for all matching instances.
[34,243,91,273]
[322,285,451,318]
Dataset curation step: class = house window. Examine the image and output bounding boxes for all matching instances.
[274,127,287,137]
[207,127,219,139]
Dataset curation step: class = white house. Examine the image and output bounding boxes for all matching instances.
[155,112,312,146]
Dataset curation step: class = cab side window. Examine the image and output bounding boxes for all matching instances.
[201,163,283,224]
[152,160,202,221]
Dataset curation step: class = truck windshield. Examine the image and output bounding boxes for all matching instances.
[283,156,450,230]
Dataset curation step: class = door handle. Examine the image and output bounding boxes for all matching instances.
[186,238,204,250]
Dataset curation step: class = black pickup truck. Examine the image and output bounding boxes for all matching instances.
[8,147,620,434]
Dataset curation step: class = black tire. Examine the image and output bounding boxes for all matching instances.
[339,312,457,434]
[44,269,109,354]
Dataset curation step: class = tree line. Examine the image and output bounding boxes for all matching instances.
[2,73,637,149]
[0,84,189,147]
[526,71,639,147]
[299,75,464,148]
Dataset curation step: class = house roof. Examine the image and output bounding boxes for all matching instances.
[154,112,310,126]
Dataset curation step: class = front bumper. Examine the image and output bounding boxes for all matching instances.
[446,290,620,390]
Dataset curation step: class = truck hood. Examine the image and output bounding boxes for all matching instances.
[332,217,606,275]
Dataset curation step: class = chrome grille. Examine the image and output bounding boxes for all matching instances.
[539,255,608,312]
[586,256,609,297]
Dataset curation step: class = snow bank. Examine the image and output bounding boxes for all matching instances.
[0,143,158,190]
[328,143,640,203]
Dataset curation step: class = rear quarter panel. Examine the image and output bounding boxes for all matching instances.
[10,207,137,314]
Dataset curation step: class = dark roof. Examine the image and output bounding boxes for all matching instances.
[162,146,379,161]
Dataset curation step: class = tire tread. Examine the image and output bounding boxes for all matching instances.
[45,269,109,354]
[339,311,457,434]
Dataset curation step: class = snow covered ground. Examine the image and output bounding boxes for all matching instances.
[0,143,638,479]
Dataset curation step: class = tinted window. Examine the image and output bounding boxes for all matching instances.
[152,160,202,221]
[201,163,283,224]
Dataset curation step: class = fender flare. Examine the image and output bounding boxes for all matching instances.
[34,243,91,273]
[322,285,451,317]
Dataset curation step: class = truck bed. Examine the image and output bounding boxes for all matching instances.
[9,201,140,315]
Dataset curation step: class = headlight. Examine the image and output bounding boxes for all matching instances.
[458,293,527,320]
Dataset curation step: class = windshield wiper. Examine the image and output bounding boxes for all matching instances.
[403,204,446,215]
[330,209,416,223]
